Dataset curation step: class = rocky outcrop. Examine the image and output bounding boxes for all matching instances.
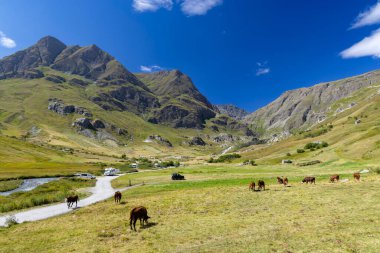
[48,99,92,117]
[145,135,172,147]
[69,78,90,87]
[72,118,94,130]
[214,104,248,120]
[245,70,380,134]
[188,137,206,146]
[45,75,66,83]
[212,134,240,143]
[92,119,105,129]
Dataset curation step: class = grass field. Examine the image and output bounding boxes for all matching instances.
[0,180,23,192]
[0,178,95,213]
[0,163,378,252]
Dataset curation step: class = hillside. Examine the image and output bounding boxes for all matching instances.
[0,36,256,162]
[245,70,380,137]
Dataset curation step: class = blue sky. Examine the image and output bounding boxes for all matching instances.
[1,0,380,112]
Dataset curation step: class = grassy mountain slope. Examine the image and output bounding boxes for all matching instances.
[239,80,380,167]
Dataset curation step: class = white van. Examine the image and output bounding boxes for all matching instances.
[104,167,120,176]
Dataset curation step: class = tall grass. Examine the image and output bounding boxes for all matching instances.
[0,180,23,192]
[0,178,95,213]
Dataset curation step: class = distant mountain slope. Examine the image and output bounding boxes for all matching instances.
[214,104,248,120]
[136,70,216,128]
[245,70,380,135]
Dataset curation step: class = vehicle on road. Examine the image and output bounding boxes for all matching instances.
[104,167,120,176]
[74,173,96,179]
[171,173,185,180]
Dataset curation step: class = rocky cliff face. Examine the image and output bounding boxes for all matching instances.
[214,104,248,120]
[245,70,380,134]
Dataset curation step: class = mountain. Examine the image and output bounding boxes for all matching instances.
[136,70,215,128]
[0,36,254,157]
[245,70,380,136]
[0,36,217,128]
[214,104,249,120]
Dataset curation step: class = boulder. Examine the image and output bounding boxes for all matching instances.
[188,137,206,146]
[72,118,94,130]
[92,119,106,129]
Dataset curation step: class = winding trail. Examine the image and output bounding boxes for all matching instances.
[0,175,136,227]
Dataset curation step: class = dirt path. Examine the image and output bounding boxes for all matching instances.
[0,176,136,227]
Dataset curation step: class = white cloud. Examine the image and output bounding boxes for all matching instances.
[256,62,270,76]
[0,31,16,48]
[256,68,270,76]
[180,0,222,16]
[133,0,173,12]
[341,28,380,58]
[351,2,380,29]
[140,65,163,72]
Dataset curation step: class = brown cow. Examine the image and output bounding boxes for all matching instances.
[114,191,122,203]
[258,180,265,191]
[330,174,340,183]
[283,177,288,186]
[277,177,284,184]
[130,206,150,231]
[66,195,79,208]
[353,173,361,181]
[249,182,255,191]
[302,177,316,184]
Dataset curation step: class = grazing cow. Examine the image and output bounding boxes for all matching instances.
[277,177,284,184]
[114,191,122,203]
[249,181,255,191]
[353,173,361,181]
[130,206,150,231]
[258,180,265,191]
[330,174,340,183]
[283,177,288,186]
[302,177,316,184]
[66,195,79,208]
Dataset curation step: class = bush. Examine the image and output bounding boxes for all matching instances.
[297,149,305,153]
[286,153,291,157]
[304,141,329,150]
[208,153,241,163]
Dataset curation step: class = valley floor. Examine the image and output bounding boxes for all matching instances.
[0,164,378,253]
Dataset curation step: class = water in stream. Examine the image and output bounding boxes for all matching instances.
[0,178,59,196]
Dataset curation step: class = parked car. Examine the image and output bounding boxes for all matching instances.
[103,167,120,176]
[171,173,185,180]
[74,173,96,179]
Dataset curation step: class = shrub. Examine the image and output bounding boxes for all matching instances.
[297,149,305,153]
[286,153,291,157]
[208,153,241,163]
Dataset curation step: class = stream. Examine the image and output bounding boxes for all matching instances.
[0,178,59,196]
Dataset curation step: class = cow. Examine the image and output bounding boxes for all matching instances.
[330,174,340,183]
[249,181,255,191]
[283,177,288,186]
[66,195,79,208]
[258,180,265,191]
[353,173,361,181]
[130,206,150,231]
[302,177,316,184]
[114,191,122,203]
[277,177,284,184]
